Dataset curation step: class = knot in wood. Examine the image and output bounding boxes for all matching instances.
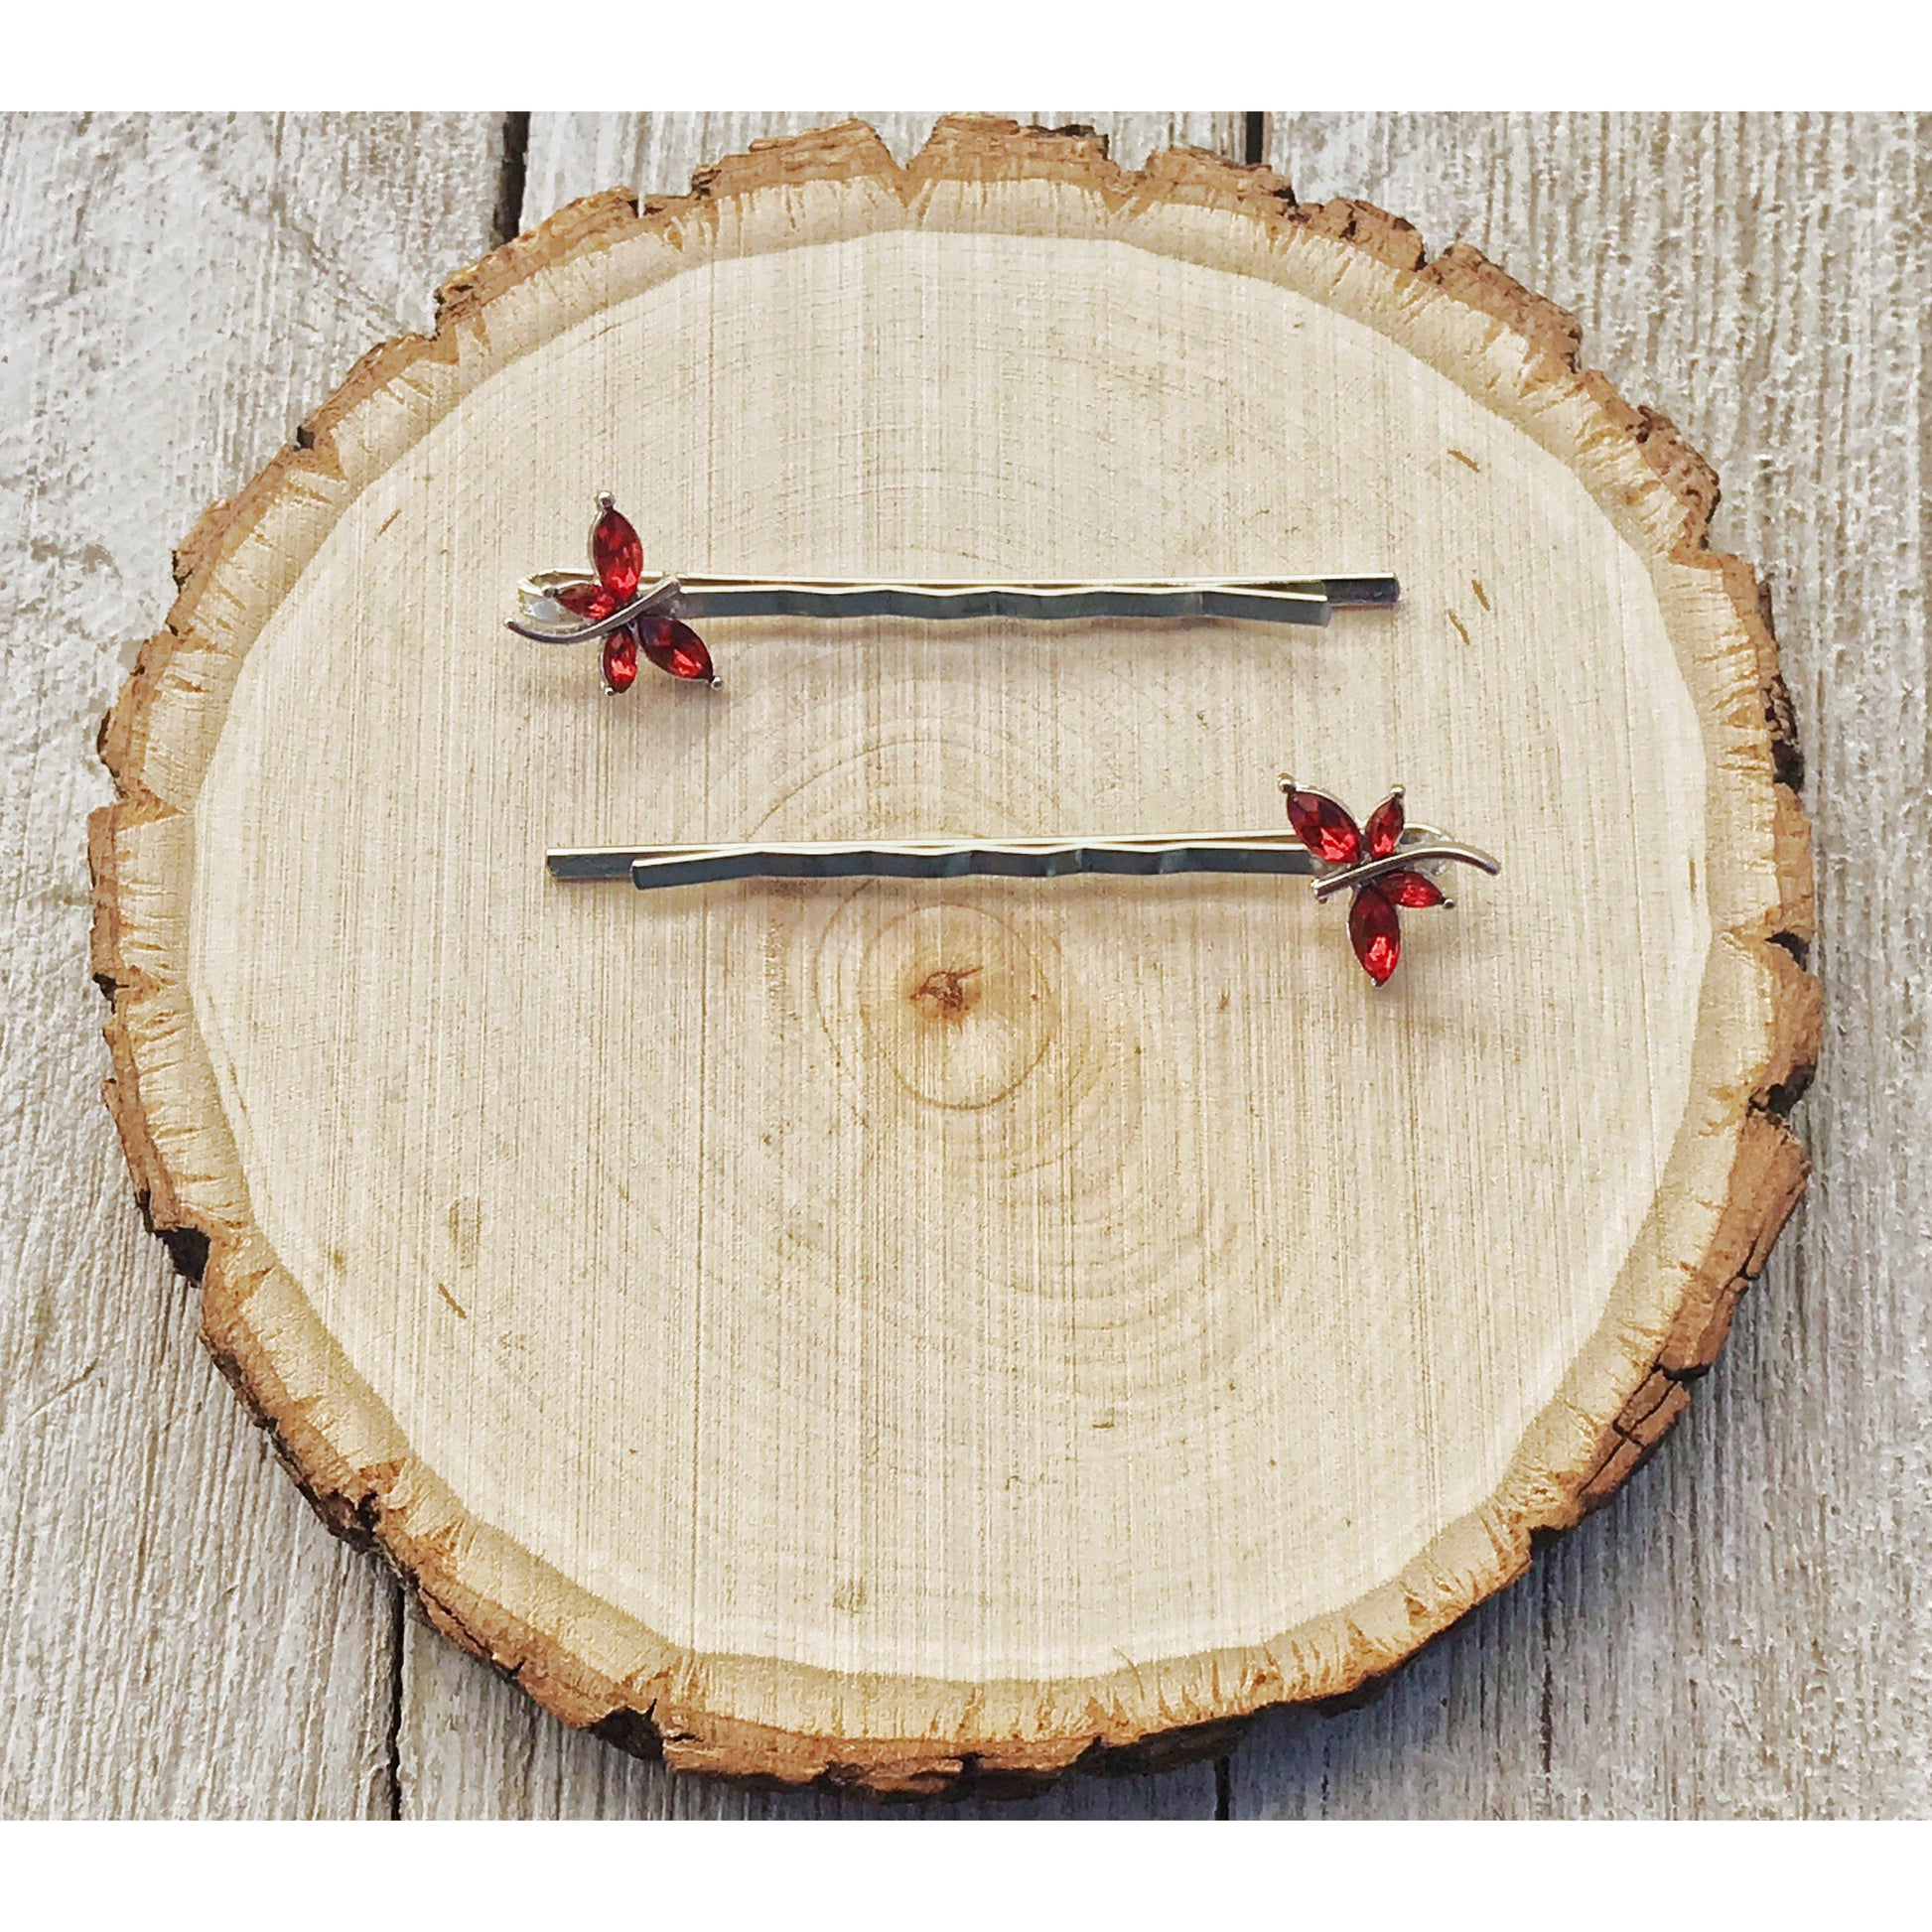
[910,963,983,1021]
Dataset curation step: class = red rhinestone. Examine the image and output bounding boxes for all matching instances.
[591,503,644,602]
[602,626,639,692]
[557,581,618,621]
[1285,789,1361,865]
[640,615,714,682]
[1348,886,1402,984]
[1364,791,1405,859]
[1377,868,1445,908]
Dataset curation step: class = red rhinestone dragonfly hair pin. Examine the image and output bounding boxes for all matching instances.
[508,495,1403,695]
[546,775,1497,986]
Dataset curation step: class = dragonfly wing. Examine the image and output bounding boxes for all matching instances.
[1284,786,1363,865]
[1347,884,1402,983]
[1377,868,1446,908]
[1363,790,1406,858]
[591,501,644,601]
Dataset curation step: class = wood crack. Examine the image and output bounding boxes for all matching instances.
[492,111,531,248]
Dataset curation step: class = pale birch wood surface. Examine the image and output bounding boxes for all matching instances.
[0,112,505,1817]
[5,111,1920,1819]
[90,104,1803,1804]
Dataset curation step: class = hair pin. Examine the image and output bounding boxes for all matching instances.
[549,778,1496,985]
[510,496,1401,695]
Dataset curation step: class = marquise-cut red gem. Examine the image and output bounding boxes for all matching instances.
[602,626,639,692]
[591,504,644,603]
[1285,789,1362,865]
[640,615,714,683]
[1364,791,1405,859]
[558,580,619,621]
[1348,885,1402,985]
[1377,868,1445,908]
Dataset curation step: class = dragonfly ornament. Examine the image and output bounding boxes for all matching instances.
[511,496,718,692]
[1280,778,1494,984]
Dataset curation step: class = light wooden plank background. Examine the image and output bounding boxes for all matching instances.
[2,110,1922,1818]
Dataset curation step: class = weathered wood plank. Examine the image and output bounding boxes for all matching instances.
[390,111,1249,1822]
[1232,111,1928,1818]
[519,112,1247,221]
[0,112,504,1817]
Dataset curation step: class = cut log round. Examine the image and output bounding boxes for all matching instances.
[90,117,1818,1794]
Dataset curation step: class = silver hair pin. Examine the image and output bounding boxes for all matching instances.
[510,496,1401,695]
[550,778,1498,986]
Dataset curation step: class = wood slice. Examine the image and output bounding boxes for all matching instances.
[90,117,1818,1794]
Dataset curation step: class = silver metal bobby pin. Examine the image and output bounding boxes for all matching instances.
[549,778,1498,986]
